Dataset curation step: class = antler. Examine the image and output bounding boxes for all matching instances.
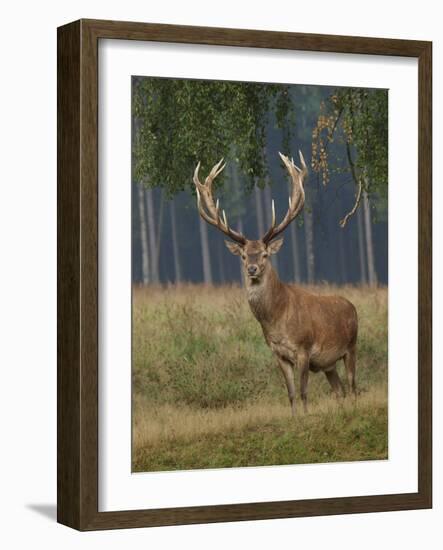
[193,159,247,245]
[262,151,307,244]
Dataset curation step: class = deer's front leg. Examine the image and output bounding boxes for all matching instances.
[297,351,310,413]
[276,356,296,417]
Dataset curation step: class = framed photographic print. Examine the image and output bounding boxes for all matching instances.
[57,19,432,530]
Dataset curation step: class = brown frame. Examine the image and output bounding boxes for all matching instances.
[57,18,432,531]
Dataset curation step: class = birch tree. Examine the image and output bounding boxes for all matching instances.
[290,222,301,283]
[357,205,367,285]
[169,201,182,283]
[254,185,265,238]
[304,200,315,284]
[144,188,159,284]
[362,191,377,286]
[137,184,150,284]
[198,216,212,284]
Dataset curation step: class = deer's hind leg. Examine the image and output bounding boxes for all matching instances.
[276,357,297,417]
[343,346,357,397]
[297,351,310,414]
[324,366,346,399]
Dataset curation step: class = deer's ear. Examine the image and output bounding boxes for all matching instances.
[267,238,284,255]
[225,240,243,256]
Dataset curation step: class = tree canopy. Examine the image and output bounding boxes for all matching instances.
[133,78,388,225]
[132,77,295,197]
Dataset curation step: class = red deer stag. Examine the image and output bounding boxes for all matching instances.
[193,153,358,415]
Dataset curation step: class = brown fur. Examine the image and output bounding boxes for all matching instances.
[226,239,358,415]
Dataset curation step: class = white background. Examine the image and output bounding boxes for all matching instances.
[100,41,418,511]
[0,0,441,548]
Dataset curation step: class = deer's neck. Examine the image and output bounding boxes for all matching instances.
[245,265,287,324]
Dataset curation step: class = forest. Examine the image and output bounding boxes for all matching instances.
[132,78,388,287]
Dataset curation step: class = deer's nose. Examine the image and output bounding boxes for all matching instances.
[248,265,258,275]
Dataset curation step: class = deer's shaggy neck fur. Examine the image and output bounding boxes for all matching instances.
[245,264,288,324]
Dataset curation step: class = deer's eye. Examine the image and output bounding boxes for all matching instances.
[242,254,246,260]
[263,253,268,258]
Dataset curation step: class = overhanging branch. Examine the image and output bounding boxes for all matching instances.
[339,142,363,228]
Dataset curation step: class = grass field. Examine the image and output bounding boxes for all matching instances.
[132,284,388,472]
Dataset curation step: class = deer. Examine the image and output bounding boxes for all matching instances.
[193,152,358,416]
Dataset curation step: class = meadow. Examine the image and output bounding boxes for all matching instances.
[132,284,388,472]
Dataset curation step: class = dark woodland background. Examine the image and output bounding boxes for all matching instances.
[131,78,388,286]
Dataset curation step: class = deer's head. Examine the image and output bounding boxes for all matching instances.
[193,152,307,283]
[224,239,283,281]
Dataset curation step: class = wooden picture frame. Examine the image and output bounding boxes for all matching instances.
[57,18,432,530]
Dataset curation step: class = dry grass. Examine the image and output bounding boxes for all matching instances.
[132,283,388,471]
[133,384,387,449]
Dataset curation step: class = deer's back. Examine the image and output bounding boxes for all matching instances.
[298,288,358,346]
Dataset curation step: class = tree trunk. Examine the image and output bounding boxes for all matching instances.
[137,184,150,284]
[363,190,377,287]
[217,238,226,285]
[155,190,165,279]
[237,219,245,286]
[357,204,367,285]
[290,222,301,283]
[304,198,315,285]
[254,185,265,238]
[145,188,159,284]
[170,200,181,284]
[263,184,279,272]
[338,228,347,285]
[199,216,212,284]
